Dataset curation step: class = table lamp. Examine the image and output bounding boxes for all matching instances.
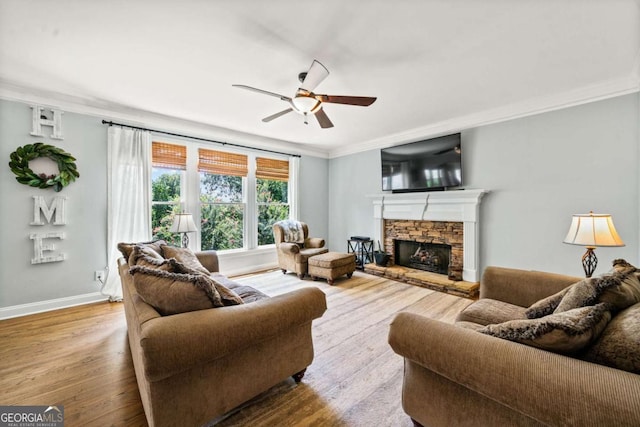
[563,211,624,278]
[170,213,198,248]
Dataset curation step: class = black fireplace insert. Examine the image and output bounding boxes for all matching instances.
[394,240,451,275]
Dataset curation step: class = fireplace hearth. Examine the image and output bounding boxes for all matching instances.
[394,240,450,275]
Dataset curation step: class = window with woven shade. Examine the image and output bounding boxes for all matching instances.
[256,157,289,245]
[256,157,289,181]
[152,141,187,170]
[150,142,186,246]
[198,148,248,177]
[198,148,247,251]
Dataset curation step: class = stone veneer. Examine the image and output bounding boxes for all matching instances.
[384,219,464,280]
[365,218,478,298]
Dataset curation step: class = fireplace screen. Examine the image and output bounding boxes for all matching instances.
[394,240,451,275]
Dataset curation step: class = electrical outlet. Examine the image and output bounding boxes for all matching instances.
[94,270,105,282]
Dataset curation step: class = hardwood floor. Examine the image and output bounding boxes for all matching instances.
[0,270,472,427]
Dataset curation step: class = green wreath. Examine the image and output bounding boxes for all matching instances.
[9,143,79,192]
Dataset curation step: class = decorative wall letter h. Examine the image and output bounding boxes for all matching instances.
[30,105,64,140]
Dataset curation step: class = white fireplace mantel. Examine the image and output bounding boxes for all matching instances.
[369,189,487,282]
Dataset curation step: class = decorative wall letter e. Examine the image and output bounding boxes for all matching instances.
[31,196,67,225]
[30,232,66,264]
[30,105,64,140]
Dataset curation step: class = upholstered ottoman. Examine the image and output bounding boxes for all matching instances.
[308,252,356,285]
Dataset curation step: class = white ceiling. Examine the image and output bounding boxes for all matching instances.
[1,0,639,157]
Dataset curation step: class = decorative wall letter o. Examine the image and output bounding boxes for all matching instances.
[8,143,79,192]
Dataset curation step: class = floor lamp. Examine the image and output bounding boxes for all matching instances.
[563,211,624,278]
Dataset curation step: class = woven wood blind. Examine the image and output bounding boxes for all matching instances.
[198,148,248,177]
[152,142,187,170]
[256,157,289,181]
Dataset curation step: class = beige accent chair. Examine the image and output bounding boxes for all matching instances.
[389,266,640,427]
[273,220,328,278]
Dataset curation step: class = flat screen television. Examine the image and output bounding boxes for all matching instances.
[381,133,462,192]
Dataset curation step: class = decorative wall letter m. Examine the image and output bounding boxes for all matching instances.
[31,196,67,225]
[30,105,64,140]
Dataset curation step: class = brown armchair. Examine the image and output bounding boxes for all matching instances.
[273,220,328,278]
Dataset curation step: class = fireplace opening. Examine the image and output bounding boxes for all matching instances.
[394,240,451,275]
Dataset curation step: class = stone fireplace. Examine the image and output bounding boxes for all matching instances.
[367,190,487,297]
[388,220,462,278]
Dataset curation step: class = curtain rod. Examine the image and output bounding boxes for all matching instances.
[101,120,302,158]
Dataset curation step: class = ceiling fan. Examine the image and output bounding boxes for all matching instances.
[233,60,376,129]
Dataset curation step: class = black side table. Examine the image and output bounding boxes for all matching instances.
[348,238,374,270]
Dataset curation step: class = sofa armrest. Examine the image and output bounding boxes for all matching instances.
[195,250,219,273]
[389,312,640,426]
[305,237,325,249]
[139,287,327,382]
[480,266,580,307]
[278,242,300,254]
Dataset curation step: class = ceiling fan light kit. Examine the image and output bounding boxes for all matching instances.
[233,60,376,129]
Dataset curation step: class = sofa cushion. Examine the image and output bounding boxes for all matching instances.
[117,240,166,263]
[582,302,640,374]
[456,299,528,326]
[479,303,611,354]
[526,260,640,318]
[161,245,210,275]
[130,264,224,315]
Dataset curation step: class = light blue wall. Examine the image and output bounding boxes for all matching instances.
[0,98,330,312]
[327,93,640,277]
[299,155,329,240]
[327,150,380,252]
[2,92,637,311]
[0,99,108,308]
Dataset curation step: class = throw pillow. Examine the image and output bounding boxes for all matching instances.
[129,244,170,269]
[525,287,570,319]
[525,260,640,318]
[172,262,244,306]
[479,303,611,354]
[117,240,166,263]
[554,266,640,314]
[161,245,210,275]
[130,265,223,315]
[582,302,640,374]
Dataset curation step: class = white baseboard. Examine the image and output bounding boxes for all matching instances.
[0,292,109,320]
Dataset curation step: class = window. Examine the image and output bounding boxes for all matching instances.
[198,148,247,251]
[149,140,294,252]
[256,157,289,245]
[151,142,186,246]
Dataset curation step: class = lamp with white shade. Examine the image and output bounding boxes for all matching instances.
[563,211,624,278]
[170,213,198,248]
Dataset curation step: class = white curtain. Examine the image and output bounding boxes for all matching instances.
[103,127,152,301]
[289,156,300,220]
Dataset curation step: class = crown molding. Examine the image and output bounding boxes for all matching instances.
[328,75,640,159]
[0,80,330,159]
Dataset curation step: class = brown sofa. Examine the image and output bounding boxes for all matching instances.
[389,266,640,427]
[119,249,327,427]
[273,220,328,278]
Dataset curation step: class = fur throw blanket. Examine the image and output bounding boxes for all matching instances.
[279,220,304,244]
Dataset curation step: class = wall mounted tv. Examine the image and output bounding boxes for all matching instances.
[381,133,462,193]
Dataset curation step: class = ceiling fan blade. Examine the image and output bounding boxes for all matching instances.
[232,84,292,102]
[300,60,329,92]
[314,107,334,129]
[315,94,377,106]
[262,108,294,122]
